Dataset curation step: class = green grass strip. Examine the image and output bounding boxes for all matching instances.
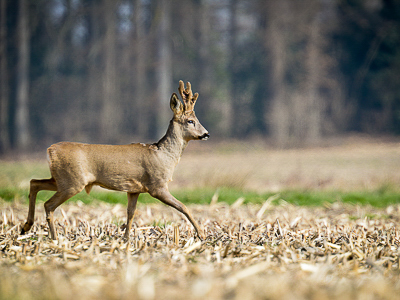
[1,186,400,208]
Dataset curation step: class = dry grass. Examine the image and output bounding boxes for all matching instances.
[1,199,400,300]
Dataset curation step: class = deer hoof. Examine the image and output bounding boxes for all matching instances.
[21,222,32,235]
[198,232,206,241]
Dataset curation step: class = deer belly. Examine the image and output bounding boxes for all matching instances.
[95,177,147,193]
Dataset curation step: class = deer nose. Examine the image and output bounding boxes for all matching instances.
[199,133,210,140]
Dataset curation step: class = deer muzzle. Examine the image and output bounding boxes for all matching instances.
[199,133,210,140]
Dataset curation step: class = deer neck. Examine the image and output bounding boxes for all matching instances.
[156,120,188,161]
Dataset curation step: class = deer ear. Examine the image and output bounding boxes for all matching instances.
[170,93,183,115]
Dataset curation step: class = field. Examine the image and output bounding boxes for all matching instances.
[1,137,400,299]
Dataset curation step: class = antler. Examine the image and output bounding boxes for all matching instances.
[178,80,198,112]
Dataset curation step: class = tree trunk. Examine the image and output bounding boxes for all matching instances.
[85,0,102,142]
[265,1,289,146]
[155,0,172,139]
[15,0,30,151]
[304,14,323,143]
[197,0,214,130]
[101,0,118,142]
[0,0,10,153]
[133,0,148,138]
[229,0,240,137]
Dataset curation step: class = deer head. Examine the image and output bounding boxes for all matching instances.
[170,81,209,141]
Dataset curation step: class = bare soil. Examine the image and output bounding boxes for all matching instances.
[2,136,399,193]
[171,137,400,191]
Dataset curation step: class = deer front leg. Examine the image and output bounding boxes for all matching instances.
[21,178,57,235]
[150,187,205,241]
[124,192,139,240]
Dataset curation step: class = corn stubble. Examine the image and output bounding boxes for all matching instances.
[1,200,400,300]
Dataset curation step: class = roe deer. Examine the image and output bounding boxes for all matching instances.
[21,81,209,241]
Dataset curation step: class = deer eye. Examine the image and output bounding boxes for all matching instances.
[187,120,195,125]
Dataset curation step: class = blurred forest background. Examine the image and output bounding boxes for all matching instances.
[1,0,400,154]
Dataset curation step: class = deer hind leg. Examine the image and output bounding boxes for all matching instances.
[44,187,82,240]
[21,178,57,235]
[124,192,139,240]
[150,187,205,241]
